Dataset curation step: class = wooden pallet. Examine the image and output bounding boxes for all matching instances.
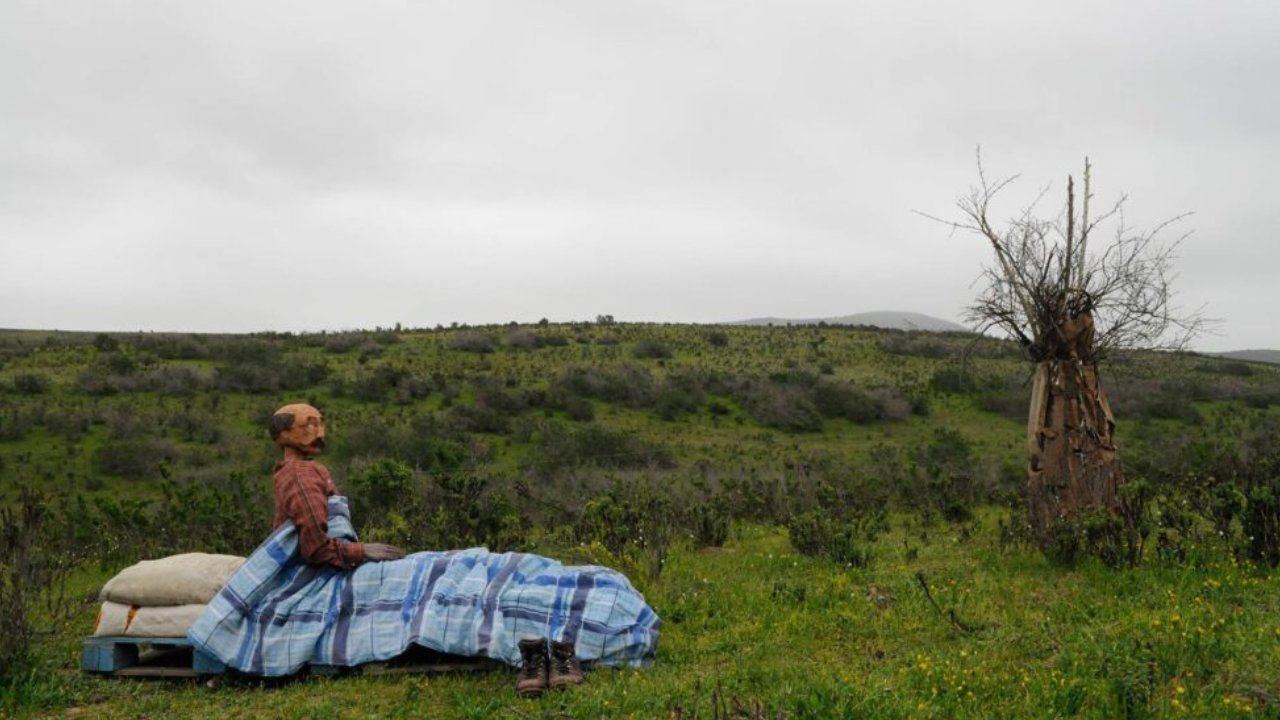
[81,637,225,677]
[82,637,499,678]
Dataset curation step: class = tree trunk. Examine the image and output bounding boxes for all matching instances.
[1026,311,1124,540]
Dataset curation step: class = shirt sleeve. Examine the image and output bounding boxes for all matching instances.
[277,463,366,569]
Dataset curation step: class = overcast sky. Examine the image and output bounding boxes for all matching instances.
[1,1,1275,351]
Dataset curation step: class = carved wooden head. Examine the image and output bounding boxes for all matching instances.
[269,403,326,455]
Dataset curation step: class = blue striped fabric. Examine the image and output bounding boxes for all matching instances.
[187,497,660,676]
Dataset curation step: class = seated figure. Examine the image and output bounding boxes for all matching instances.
[188,404,660,698]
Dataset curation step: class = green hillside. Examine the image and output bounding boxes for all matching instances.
[4,323,1280,718]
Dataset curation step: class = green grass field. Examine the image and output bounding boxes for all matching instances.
[9,514,1280,718]
[3,323,1280,718]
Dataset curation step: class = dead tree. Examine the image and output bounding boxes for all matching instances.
[927,154,1207,546]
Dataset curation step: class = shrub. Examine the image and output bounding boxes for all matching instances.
[94,438,179,479]
[349,459,415,527]
[1243,480,1280,567]
[323,333,365,354]
[557,364,656,407]
[0,408,37,442]
[811,380,878,423]
[632,340,673,360]
[1194,360,1253,376]
[507,329,538,350]
[92,333,120,352]
[655,372,706,420]
[212,354,328,394]
[574,478,676,584]
[787,509,871,567]
[11,373,49,395]
[166,408,225,444]
[530,422,674,477]
[869,388,914,421]
[151,473,271,557]
[930,366,997,394]
[447,333,496,353]
[741,383,823,432]
[350,365,409,402]
[565,397,595,422]
[686,500,731,547]
[74,368,119,396]
[418,471,523,550]
[878,332,954,359]
[137,366,205,395]
[338,412,478,472]
[132,333,208,360]
[448,402,511,434]
[0,487,84,680]
[535,333,570,348]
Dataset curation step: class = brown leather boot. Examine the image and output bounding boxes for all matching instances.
[515,638,549,698]
[548,640,585,690]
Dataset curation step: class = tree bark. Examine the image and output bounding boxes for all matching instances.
[1025,311,1124,539]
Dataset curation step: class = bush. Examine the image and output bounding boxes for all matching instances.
[878,332,954,359]
[337,412,478,472]
[447,333,496,353]
[418,471,523,550]
[350,365,409,402]
[930,366,997,394]
[741,383,823,432]
[565,397,595,422]
[787,509,871,567]
[557,364,657,407]
[686,500,731,547]
[151,473,272,557]
[449,401,512,434]
[350,459,415,527]
[530,422,674,477]
[1243,481,1280,567]
[655,371,706,420]
[323,333,365,354]
[11,373,49,395]
[213,354,328,394]
[166,408,224,444]
[574,478,676,584]
[73,368,119,396]
[507,329,538,350]
[94,438,179,479]
[0,487,84,680]
[632,340,673,360]
[812,380,878,423]
[137,366,205,395]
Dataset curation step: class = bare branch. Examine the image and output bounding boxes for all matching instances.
[928,155,1208,361]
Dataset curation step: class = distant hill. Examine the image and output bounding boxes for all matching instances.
[726,311,966,333]
[1214,349,1280,365]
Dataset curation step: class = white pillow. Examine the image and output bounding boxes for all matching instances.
[99,553,245,606]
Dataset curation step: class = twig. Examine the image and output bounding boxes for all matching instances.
[914,571,982,634]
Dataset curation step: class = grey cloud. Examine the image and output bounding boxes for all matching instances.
[1,0,1276,349]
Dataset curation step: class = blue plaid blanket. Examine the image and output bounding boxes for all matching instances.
[187,497,660,676]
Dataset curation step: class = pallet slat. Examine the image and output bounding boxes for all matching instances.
[81,637,226,677]
[83,637,497,678]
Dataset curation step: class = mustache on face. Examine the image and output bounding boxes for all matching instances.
[310,437,327,450]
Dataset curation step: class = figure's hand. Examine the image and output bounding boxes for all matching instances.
[364,543,406,562]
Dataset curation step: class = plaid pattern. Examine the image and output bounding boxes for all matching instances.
[272,458,364,569]
[187,497,660,676]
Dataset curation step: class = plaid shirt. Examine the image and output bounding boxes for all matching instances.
[272,458,365,569]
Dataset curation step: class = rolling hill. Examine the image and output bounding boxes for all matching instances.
[726,310,966,332]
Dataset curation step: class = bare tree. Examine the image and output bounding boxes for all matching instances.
[925,152,1209,545]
